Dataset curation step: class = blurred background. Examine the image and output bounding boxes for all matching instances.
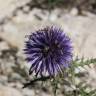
[0,0,96,96]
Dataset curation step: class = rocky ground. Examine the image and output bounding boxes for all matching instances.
[0,0,96,96]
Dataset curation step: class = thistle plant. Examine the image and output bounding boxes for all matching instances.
[23,26,96,96]
[24,26,72,76]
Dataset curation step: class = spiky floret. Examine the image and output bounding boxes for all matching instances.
[24,26,73,76]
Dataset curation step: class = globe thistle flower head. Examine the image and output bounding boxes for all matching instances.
[24,26,73,77]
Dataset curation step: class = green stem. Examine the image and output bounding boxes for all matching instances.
[23,76,53,88]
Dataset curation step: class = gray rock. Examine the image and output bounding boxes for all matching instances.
[22,88,35,96]
[0,41,9,51]
[8,73,23,82]
[0,86,23,96]
[0,0,30,20]
[0,75,8,85]
[70,8,78,16]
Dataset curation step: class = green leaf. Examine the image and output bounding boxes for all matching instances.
[73,57,96,68]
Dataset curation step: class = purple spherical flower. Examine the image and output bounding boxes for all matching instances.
[24,26,73,76]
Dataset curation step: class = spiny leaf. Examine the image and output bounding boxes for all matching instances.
[73,57,96,68]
